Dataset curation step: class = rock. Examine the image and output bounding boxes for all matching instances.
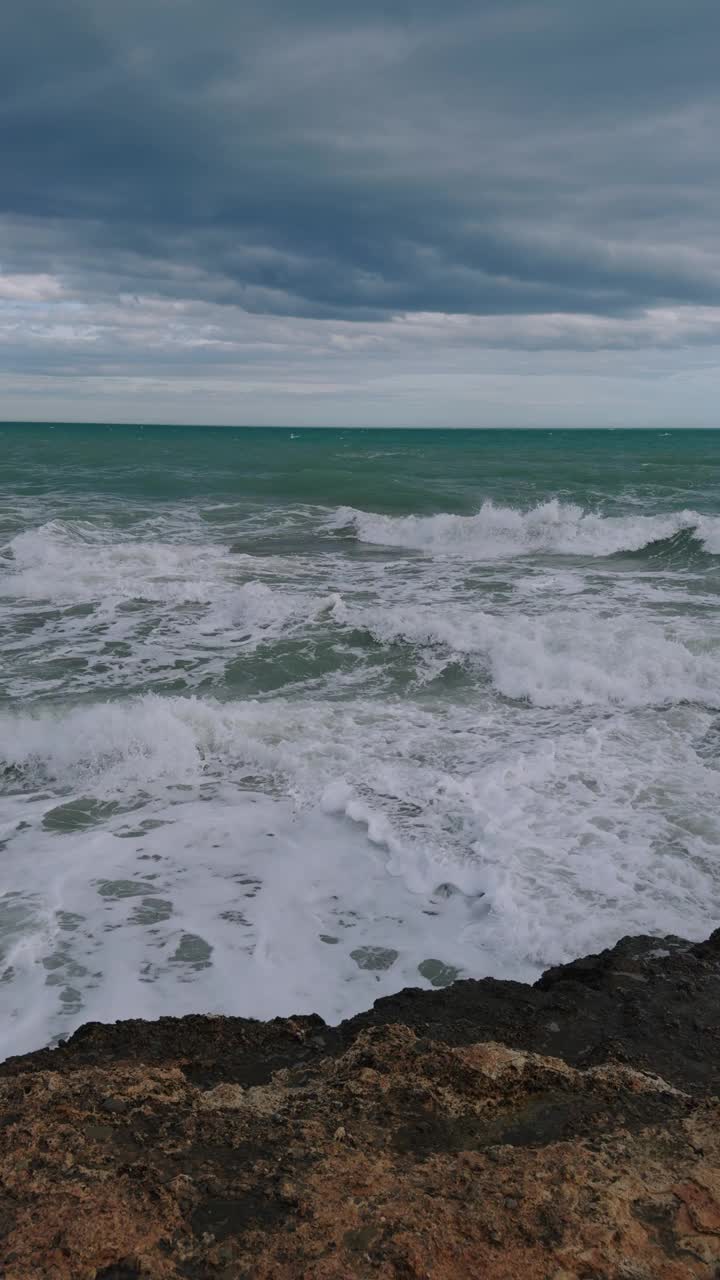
[1,929,720,1276]
[100,1096,130,1114]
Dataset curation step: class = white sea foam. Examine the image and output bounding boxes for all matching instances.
[2,521,339,625]
[2,488,720,1061]
[330,596,720,708]
[1,690,719,1058]
[327,500,720,559]
[1,520,343,699]
[4,521,238,605]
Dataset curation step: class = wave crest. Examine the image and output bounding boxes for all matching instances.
[326,501,720,560]
[329,597,720,709]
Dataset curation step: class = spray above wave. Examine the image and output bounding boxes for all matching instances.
[326,501,720,560]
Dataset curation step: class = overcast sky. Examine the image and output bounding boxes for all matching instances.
[2,0,720,426]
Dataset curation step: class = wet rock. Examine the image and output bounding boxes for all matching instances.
[1,930,720,1276]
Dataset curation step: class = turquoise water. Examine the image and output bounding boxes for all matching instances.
[1,425,720,1057]
[4,424,720,514]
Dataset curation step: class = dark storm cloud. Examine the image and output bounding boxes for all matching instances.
[1,0,720,321]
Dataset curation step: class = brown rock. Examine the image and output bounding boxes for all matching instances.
[3,929,720,1277]
[0,1026,718,1277]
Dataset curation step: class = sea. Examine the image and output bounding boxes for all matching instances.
[1,424,719,1059]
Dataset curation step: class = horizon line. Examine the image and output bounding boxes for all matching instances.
[1,421,718,432]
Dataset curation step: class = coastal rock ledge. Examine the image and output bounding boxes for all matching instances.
[2,931,720,1279]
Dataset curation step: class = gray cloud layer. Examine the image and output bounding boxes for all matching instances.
[2,0,720,422]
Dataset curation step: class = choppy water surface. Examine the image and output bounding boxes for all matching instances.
[1,425,719,1058]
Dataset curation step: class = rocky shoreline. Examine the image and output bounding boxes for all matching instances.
[1,930,719,1277]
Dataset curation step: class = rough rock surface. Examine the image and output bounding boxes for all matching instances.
[1,930,720,1278]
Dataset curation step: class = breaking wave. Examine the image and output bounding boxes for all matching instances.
[326,501,720,561]
[329,597,720,709]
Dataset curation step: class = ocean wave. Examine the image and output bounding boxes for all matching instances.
[329,597,720,708]
[2,521,234,605]
[1,523,333,637]
[612,525,718,568]
[1,689,719,1057]
[325,501,720,560]
[2,691,718,920]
